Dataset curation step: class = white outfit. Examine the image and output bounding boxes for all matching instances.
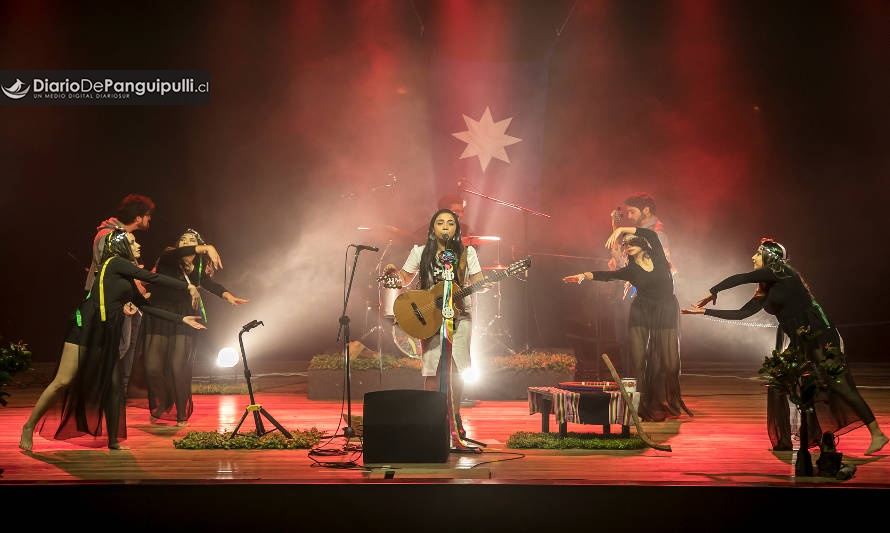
[400,244,482,376]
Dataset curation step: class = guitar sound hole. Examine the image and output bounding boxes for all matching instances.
[410,302,426,325]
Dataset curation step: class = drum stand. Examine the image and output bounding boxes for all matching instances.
[476,239,515,356]
[477,282,516,356]
[359,240,395,356]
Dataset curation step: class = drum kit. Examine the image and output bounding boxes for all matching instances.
[357,228,513,359]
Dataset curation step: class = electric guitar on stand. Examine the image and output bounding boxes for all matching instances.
[392,257,531,340]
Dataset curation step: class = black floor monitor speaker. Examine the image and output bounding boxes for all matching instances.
[362,389,450,463]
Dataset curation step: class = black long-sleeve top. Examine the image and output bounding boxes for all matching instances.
[590,227,675,301]
[148,245,228,309]
[703,268,827,335]
[91,256,190,324]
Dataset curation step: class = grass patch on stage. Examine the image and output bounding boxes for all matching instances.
[506,431,646,450]
[173,428,325,449]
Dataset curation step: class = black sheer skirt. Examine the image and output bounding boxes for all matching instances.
[38,304,127,447]
[133,299,199,422]
[627,293,691,421]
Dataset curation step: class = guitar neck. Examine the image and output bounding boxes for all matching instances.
[453,268,512,299]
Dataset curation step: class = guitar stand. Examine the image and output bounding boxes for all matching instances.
[229,324,292,440]
[460,436,486,449]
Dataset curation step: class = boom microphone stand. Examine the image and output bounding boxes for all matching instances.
[460,183,550,353]
[229,320,293,439]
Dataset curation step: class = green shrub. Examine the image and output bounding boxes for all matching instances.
[308,351,575,373]
[489,351,575,372]
[174,428,325,449]
[308,353,422,371]
[506,431,646,450]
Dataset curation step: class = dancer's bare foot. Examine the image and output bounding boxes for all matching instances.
[176,420,188,427]
[108,442,130,450]
[19,424,34,451]
[865,433,889,455]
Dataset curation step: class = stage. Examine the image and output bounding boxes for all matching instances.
[2,358,888,531]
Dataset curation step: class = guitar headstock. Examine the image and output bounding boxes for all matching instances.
[377,274,402,289]
[507,257,532,276]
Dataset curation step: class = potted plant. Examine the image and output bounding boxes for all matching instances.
[758,326,847,477]
[307,352,424,400]
[0,337,32,407]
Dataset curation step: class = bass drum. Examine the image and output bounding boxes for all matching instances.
[391,322,422,359]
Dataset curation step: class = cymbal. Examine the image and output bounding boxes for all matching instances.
[482,264,508,271]
[356,225,413,242]
[462,235,500,246]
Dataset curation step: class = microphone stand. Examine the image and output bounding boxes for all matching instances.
[460,185,550,354]
[333,246,366,440]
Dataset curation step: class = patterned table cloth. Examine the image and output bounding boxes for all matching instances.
[528,386,640,427]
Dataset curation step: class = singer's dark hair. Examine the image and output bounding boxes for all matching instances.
[419,209,464,290]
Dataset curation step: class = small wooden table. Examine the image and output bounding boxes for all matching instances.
[527,386,638,437]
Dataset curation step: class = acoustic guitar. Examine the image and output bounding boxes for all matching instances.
[392,257,531,340]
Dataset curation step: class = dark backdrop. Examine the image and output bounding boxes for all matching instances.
[1,1,888,369]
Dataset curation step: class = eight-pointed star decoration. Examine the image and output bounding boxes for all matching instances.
[451,106,522,172]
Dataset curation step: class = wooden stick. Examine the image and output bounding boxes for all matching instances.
[601,353,672,452]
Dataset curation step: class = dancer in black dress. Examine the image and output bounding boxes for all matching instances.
[20,230,203,451]
[563,226,691,422]
[138,228,248,426]
[682,238,888,455]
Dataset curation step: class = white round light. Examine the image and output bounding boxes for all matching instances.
[216,347,239,368]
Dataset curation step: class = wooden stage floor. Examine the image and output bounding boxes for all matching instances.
[2,358,888,531]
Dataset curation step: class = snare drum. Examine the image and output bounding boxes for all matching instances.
[382,287,400,318]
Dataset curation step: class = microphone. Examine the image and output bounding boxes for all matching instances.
[242,319,264,332]
[351,244,379,252]
[441,231,450,240]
